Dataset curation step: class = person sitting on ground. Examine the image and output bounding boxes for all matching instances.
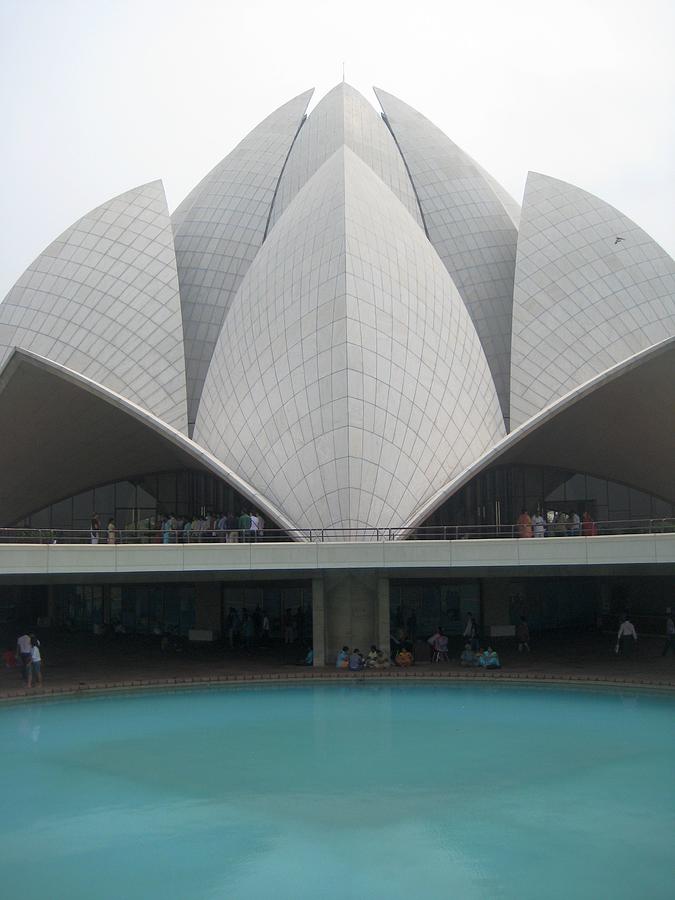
[460,642,475,666]
[3,646,16,669]
[375,649,390,669]
[516,616,530,653]
[365,645,378,668]
[479,647,501,668]
[395,647,413,667]
[336,646,350,669]
[349,649,365,670]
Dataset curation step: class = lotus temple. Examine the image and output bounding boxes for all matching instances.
[0,82,673,663]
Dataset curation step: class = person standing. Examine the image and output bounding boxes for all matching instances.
[517,616,531,652]
[581,512,598,536]
[516,510,533,538]
[90,513,100,544]
[27,635,42,688]
[463,612,479,652]
[238,510,251,542]
[107,518,117,544]
[662,608,675,657]
[532,512,546,537]
[568,511,581,537]
[616,615,638,657]
[16,631,32,682]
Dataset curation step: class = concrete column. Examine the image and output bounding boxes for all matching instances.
[194,582,222,635]
[47,584,56,626]
[312,577,326,667]
[377,577,390,655]
[323,574,380,664]
[481,579,512,635]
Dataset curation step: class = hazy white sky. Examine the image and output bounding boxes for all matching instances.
[1,0,674,298]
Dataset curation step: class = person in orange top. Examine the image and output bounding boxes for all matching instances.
[516,510,533,538]
[395,648,413,667]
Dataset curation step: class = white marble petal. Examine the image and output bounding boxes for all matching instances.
[266,83,423,234]
[510,172,675,428]
[374,87,519,428]
[195,147,505,531]
[0,180,188,432]
[172,89,313,432]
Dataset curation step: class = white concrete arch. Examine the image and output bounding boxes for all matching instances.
[0,181,188,432]
[510,172,675,428]
[194,147,505,532]
[172,89,314,433]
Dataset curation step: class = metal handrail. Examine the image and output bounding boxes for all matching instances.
[0,518,672,545]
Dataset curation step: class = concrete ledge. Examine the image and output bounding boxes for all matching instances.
[0,533,672,578]
[2,667,673,705]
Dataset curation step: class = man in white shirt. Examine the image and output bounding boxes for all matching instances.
[617,616,637,657]
[532,513,546,537]
[16,632,32,681]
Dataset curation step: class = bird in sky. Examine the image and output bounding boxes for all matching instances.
[614,236,625,244]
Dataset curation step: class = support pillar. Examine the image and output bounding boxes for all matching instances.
[312,577,326,667]
[377,577,390,656]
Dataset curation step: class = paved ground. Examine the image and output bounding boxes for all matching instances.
[2,631,674,700]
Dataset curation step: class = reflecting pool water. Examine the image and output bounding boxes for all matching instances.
[0,683,673,899]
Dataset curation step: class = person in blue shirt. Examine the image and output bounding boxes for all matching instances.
[336,646,349,668]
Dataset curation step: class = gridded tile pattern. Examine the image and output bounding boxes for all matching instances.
[0,181,188,432]
[374,87,520,429]
[266,83,423,234]
[510,172,675,428]
[172,90,313,432]
[195,147,505,531]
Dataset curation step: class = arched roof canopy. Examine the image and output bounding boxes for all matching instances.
[404,337,675,531]
[0,350,297,533]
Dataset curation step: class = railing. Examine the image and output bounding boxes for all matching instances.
[0,518,673,545]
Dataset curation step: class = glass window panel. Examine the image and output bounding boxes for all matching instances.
[544,469,568,501]
[73,490,94,520]
[94,484,115,519]
[628,488,652,518]
[29,507,50,528]
[563,473,587,501]
[136,486,157,509]
[524,467,542,497]
[652,497,674,518]
[607,481,630,512]
[51,497,73,528]
[115,481,136,511]
[585,476,608,505]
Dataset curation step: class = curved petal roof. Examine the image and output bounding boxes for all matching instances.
[172,89,314,433]
[510,172,675,428]
[266,83,423,234]
[403,335,675,528]
[0,180,188,432]
[0,348,296,531]
[374,87,520,428]
[195,146,505,531]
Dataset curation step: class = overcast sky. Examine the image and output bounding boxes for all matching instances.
[1,0,674,299]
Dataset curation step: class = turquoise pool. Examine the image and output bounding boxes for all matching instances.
[0,683,673,899]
